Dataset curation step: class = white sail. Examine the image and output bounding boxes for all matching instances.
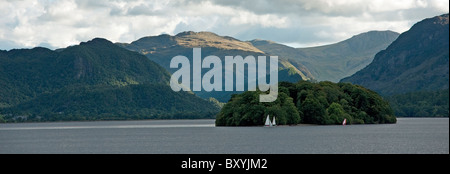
[264,115,272,126]
[272,116,276,126]
[342,118,347,125]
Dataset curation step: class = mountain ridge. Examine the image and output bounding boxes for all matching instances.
[118,31,311,102]
[251,30,400,82]
[119,31,264,54]
[340,13,449,96]
[0,37,219,122]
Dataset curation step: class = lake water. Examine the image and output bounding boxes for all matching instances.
[0,118,448,154]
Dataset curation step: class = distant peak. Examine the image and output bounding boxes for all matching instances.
[126,31,264,53]
[411,13,449,31]
[175,31,198,37]
[435,13,449,25]
[351,30,400,38]
[250,39,276,44]
[366,30,398,34]
[175,31,219,37]
[81,38,113,45]
[90,38,112,43]
[6,46,53,54]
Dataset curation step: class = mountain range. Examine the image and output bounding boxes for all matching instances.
[251,30,400,82]
[341,13,449,117]
[117,31,309,102]
[0,38,219,122]
[2,30,396,121]
[341,14,449,95]
[1,13,447,121]
[117,30,398,101]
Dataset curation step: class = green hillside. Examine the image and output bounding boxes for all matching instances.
[0,38,219,122]
[341,14,449,95]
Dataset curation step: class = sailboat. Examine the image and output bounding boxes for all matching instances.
[342,118,347,126]
[264,115,272,127]
[264,115,276,127]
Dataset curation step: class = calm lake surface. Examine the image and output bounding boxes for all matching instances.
[0,118,448,154]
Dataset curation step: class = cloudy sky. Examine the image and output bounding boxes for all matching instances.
[0,0,448,50]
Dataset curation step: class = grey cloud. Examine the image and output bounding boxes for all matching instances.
[126,4,164,16]
[0,0,448,50]
[209,0,447,22]
[232,25,338,45]
[209,0,366,17]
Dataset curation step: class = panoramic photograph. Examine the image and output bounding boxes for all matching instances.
[0,0,448,171]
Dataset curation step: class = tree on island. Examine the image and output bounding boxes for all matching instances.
[216,80,396,126]
[216,87,300,126]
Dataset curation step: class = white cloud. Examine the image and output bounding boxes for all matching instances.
[429,0,450,12]
[0,0,185,49]
[0,0,448,50]
[229,11,289,28]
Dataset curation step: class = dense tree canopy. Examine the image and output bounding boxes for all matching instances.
[216,81,396,126]
[216,88,300,126]
[0,38,219,122]
[2,84,219,122]
[386,89,449,117]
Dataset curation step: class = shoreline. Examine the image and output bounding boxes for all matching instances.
[1,117,447,125]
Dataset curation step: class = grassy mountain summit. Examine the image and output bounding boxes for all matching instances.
[341,14,449,95]
[118,31,264,54]
[252,30,400,82]
[175,31,264,53]
[0,38,219,122]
